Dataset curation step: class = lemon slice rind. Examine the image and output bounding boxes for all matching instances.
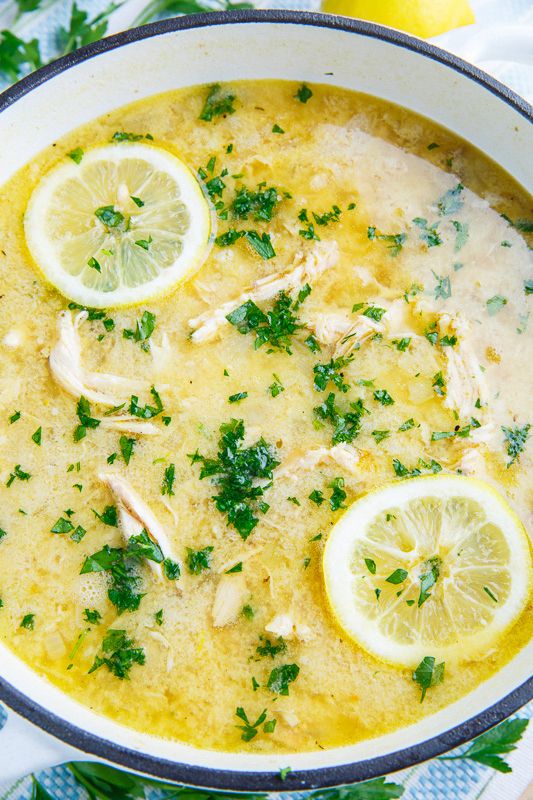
[323,475,531,667]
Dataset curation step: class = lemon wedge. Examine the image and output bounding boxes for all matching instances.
[321,0,475,39]
[24,143,212,308]
[323,475,532,667]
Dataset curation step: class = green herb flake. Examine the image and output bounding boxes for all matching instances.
[226,562,243,574]
[187,546,213,575]
[162,463,175,497]
[386,568,408,585]
[199,83,236,122]
[487,295,507,316]
[31,426,42,446]
[272,124,284,134]
[67,147,84,164]
[373,389,394,406]
[364,557,376,575]
[502,424,530,466]
[437,183,464,215]
[413,655,445,701]
[229,391,248,404]
[267,663,300,695]
[295,84,313,103]
[20,613,35,630]
[89,628,145,680]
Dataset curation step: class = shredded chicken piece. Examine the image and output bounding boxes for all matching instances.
[150,332,173,374]
[99,472,178,582]
[99,416,160,436]
[333,315,383,358]
[438,316,490,419]
[189,240,339,343]
[279,709,300,728]
[2,329,23,348]
[147,630,174,672]
[265,613,313,642]
[276,443,360,478]
[212,574,248,627]
[304,311,352,345]
[49,311,144,407]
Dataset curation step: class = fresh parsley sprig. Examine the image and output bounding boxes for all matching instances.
[439,718,529,773]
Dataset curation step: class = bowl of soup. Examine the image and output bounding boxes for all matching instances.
[0,9,531,790]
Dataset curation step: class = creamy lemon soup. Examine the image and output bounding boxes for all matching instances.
[0,81,531,754]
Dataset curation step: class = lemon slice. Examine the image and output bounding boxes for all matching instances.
[24,143,212,308]
[321,0,475,39]
[323,475,532,667]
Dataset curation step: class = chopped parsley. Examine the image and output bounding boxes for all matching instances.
[67,147,84,164]
[226,290,308,354]
[6,465,31,487]
[20,613,35,630]
[225,562,243,574]
[89,628,145,680]
[372,430,390,444]
[362,305,387,322]
[161,463,176,496]
[267,663,300,695]
[373,388,394,406]
[256,635,287,658]
[189,419,279,540]
[272,124,284,134]
[313,354,353,393]
[129,386,164,419]
[452,220,469,251]
[413,655,445,701]
[309,489,324,506]
[123,310,156,351]
[418,556,441,606]
[229,391,248,404]
[84,608,102,625]
[231,184,280,222]
[392,337,411,351]
[87,256,101,272]
[9,410,21,424]
[186,546,213,574]
[432,371,446,397]
[329,477,346,511]
[94,205,125,229]
[437,183,464,215]
[155,609,164,626]
[269,375,284,397]
[502,424,530,466]
[399,418,415,432]
[393,457,442,478]
[74,396,100,441]
[92,505,118,527]
[367,226,406,257]
[31,426,42,445]
[432,271,452,300]
[119,435,135,465]
[295,83,313,103]
[486,295,507,316]
[235,707,276,742]
[412,217,442,247]
[314,393,368,445]
[386,568,408,585]
[199,83,236,121]
[215,229,276,259]
[111,131,151,142]
[483,586,498,603]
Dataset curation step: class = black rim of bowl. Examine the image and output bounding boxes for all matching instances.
[0,9,531,791]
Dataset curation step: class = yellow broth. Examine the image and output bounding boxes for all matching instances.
[0,81,531,753]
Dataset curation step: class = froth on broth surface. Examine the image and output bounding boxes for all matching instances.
[0,80,531,753]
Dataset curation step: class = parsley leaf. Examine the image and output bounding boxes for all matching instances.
[502,424,530,466]
[295,84,313,103]
[20,613,35,630]
[374,389,394,406]
[231,185,280,222]
[89,628,145,680]
[199,83,236,121]
[267,663,300,695]
[418,556,441,606]
[439,718,529,773]
[486,295,507,316]
[187,546,213,574]
[235,706,276,741]
[74,396,100,441]
[256,635,287,658]
[413,655,445,701]
[313,355,353,393]
[119,435,135,466]
[314,393,368,445]
[329,477,346,511]
[162,463,176,496]
[123,310,156,350]
[412,217,442,247]
[437,183,464,215]
[0,31,42,82]
[189,419,279,540]
[226,291,307,354]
